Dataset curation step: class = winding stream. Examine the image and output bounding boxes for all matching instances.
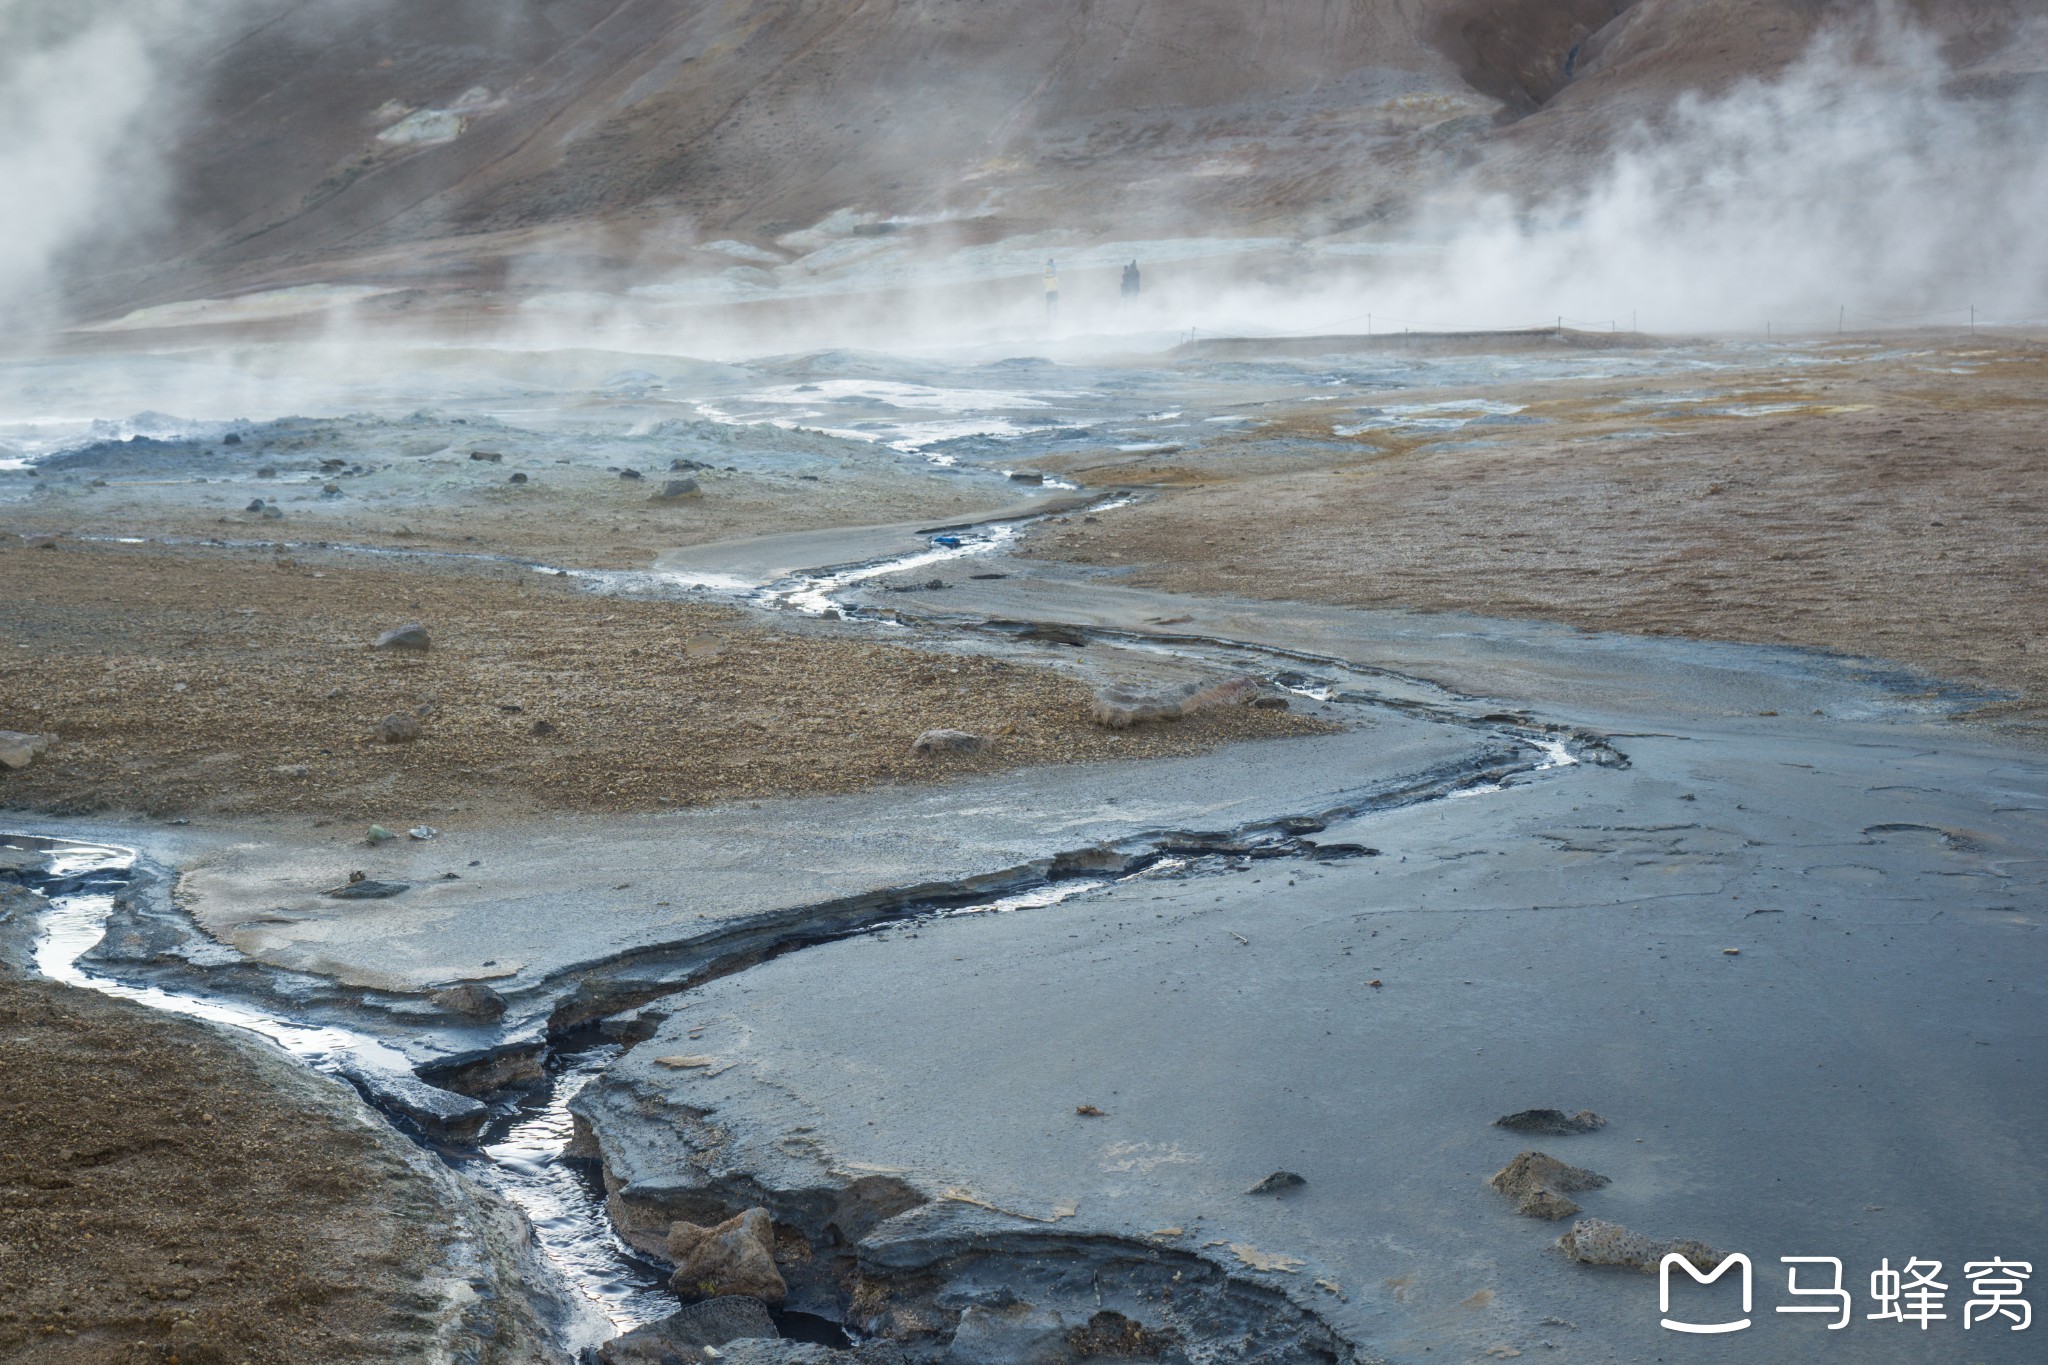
[13,516,1595,1349]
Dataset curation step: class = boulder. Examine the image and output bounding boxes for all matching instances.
[619,468,645,481]
[912,729,984,756]
[508,471,528,484]
[667,1207,787,1304]
[378,712,423,743]
[654,477,701,500]
[0,731,55,771]
[1091,675,1258,729]
[597,1297,779,1363]
[1246,1170,1307,1195]
[469,449,503,462]
[374,623,431,651]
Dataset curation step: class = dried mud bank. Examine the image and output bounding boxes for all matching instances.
[0,845,599,1365]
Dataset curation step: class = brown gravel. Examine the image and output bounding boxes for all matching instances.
[1033,334,2048,723]
[0,975,489,1364]
[0,539,1322,822]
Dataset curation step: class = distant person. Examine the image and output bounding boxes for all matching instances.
[1121,260,1141,299]
[1043,258,1059,322]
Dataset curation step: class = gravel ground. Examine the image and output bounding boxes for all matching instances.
[0,539,1322,822]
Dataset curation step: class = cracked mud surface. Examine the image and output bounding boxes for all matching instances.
[578,707,2048,1364]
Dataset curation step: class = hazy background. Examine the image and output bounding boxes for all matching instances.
[1,0,2042,349]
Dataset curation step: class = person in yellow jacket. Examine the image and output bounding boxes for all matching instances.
[1043,259,1059,322]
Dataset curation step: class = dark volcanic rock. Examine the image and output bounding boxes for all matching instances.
[596,1297,778,1363]
[323,879,411,900]
[1495,1108,1606,1136]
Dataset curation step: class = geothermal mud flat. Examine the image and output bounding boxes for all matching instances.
[5,333,2045,1364]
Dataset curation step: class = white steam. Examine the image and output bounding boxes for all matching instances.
[1371,14,2048,333]
[0,12,161,320]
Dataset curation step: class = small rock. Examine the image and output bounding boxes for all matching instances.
[923,577,947,590]
[0,731,54,771]
[1557,1217,1722,1275]
[1252,695,1290,710]
[530,719,557,737]
[374,623,431,651]
[508,471,528,484]
[969,572,1007,580]
[653,477,700,500]
[1517,1189,1584,1220]
[912,728,984,756]
[1492,1152,1609,1198]
[1247,1170,1307,1195]
[321,482,341,495]
[1491,1152,1609,1220]
[256,465,277,478]
[274,763,310,778]
[408,825,437,840]
[378,712,423,743]
[1007,470,1045,484]
[1495,1109,1606,1136]
[429,981,507,1021]
[261,504,284,519]
[619,468,644,481]
[667,1207,787,1304]
[469,449,503,462]
[323,878,411,900]
[669,458,710,472]
[366,825,396,844]
[245,498,267,512]
[222,432,242,445]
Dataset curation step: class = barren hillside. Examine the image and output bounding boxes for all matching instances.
[28,0,2047,321]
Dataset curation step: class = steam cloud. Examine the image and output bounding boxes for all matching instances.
[1363,11,2048,334]
[0,5,170,323]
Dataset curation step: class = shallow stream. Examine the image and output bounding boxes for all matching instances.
[12,518,1595,1350]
